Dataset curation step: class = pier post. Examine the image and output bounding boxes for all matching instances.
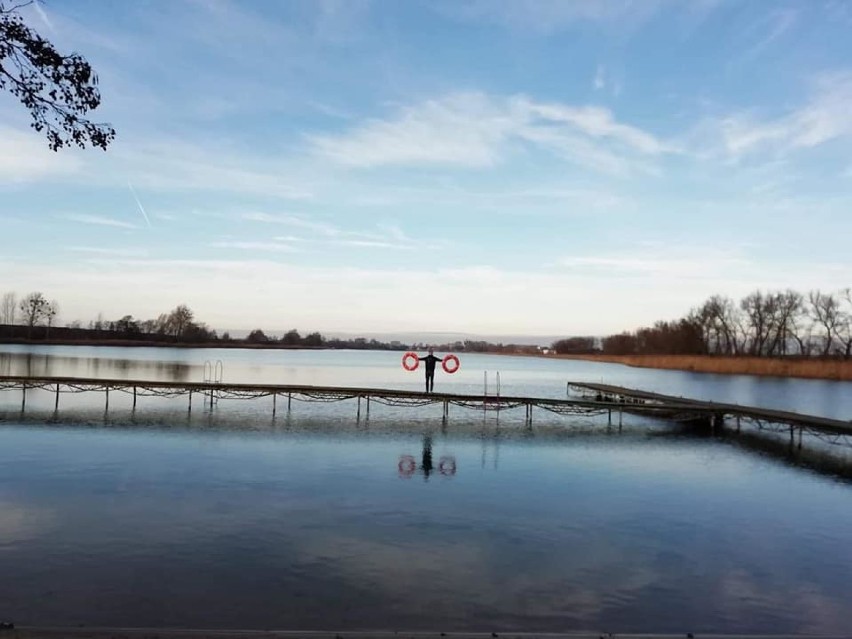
[357,396,361,421]
[54,383,60,411]
[273,393,277,417]
[366,396,370,419]
[798,426,803,450]
[443,399,448,422]
[188,390,192,413]
[21,384,26,412]
[105,387,109,412]
[789,425,795,447]
[608,408,611,427]
[619,407,623,430]
[133,386,137,411]
[288,392,292,411]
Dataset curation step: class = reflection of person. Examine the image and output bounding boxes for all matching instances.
[421,435,433,479]
[418,347,443,393]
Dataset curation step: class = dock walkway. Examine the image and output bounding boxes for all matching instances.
[1,375,849,441]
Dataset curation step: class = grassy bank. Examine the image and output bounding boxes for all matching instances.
[561,354,852,381]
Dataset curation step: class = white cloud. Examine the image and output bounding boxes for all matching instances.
[6,248,848,336]
[717,72,852,158]
[0,127,83,183]
[310,92,669,175]
[63,214,137,229]
[518,98,667,153]
[310,93,514,168]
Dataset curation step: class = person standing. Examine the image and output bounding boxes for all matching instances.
[418,347,443,393]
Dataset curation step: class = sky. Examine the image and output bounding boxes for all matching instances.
[2,0,851,338]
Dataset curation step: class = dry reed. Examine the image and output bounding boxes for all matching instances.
[559,354,852,381]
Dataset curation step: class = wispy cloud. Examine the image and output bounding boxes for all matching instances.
[0,127,82,182]
[242,212,432,250]
[310,93,512,168]
[593,64,606,90]
[63,214,137,229]
[741,9,797,61]
[210,240,299,252]
[241,212,339,235]
[310,92,669,175]
[67,246,149,258]
[443,0,666,35]
[557,244,752,280]
[87,138,315,200]
[711,72,852,159]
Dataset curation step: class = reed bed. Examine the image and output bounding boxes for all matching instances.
[561,354,852,381]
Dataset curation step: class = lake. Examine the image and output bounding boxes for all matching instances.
[1,345,851,634]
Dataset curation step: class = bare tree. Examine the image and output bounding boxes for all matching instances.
[741,291,773,356]
[696,295,743,354]
[1,291,16,324]
[45,299,58,336]
[808,290,843,356]
[835,288,852,359]
[160,304,194,337]
[771,290,805,356]
[18,291,49,336]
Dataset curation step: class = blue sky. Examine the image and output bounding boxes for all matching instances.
[2,0,851,337]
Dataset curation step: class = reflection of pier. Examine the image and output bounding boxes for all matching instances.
[1,375,850,442]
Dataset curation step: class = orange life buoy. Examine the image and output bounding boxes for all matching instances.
[442,354,460,374]
[402,351,419,371]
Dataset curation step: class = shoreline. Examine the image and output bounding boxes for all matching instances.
[3,339,852,382]
[555,353,852,382]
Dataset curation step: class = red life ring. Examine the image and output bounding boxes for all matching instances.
[442,354,460,374]
[402,351,419,371]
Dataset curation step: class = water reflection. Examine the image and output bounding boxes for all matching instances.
[398,435,457,480]
[0,351,192,381]
[1,422,851,633]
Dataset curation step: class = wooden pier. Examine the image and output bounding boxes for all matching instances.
[568,381,852,447]
[0,375,850,443]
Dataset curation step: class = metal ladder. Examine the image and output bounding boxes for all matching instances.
[202,359,223,407]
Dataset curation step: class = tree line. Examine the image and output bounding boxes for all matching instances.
[0,291,544,353]
[597,288,852,359]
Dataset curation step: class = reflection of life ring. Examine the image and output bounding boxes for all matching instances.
[398,455,416,477]
[439,457,457,476]
[442,354,460,374]
[402,351,419,371]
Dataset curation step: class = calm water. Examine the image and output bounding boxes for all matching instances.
[1,345,852,633]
